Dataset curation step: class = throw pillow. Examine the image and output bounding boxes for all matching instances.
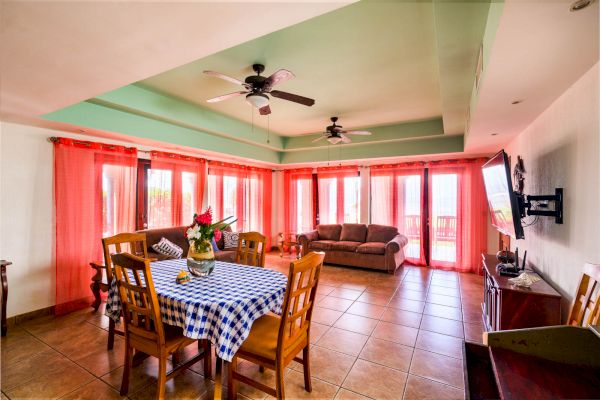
[152,237,183,259]
[223,231,240,249]
[211,237,220,252]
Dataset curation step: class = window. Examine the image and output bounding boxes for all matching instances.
[147,169,173,229]
[317,166,360,225]
[284,169,314,234]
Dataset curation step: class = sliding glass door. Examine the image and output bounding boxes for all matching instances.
[429,173,458,266]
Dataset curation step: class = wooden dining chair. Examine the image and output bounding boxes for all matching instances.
[91,233,149,350]
[111,252,212,399]
[227,251,325,400]
[567,263,600,327]
[235,232,267,267]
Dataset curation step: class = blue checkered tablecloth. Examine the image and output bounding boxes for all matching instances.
[105,259,287,361]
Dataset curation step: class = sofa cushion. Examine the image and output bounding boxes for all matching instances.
[340,224,367,242]
[151,237,183,259]
[317,224,342,241]
[137,226,189,256]
[366,224,399,243]
[330,241,362,252]
[308,240,337,251]
[357,242,386,255]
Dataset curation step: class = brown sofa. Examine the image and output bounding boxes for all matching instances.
[136,226,237,263]
[297,224,408,274]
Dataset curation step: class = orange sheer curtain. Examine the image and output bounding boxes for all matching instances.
[317,166,359,224]
[370,162,426,265]
[149,151,206,227]
[283,169,314,234]
[54,138,137,315]
[428,158,488,273]
[208,161,272,248]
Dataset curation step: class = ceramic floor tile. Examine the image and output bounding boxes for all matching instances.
[346,301,386,319]
[342,359,407,400]
[59,378,123,400]
[5,358,95,399]
[334,388,372,399]
[423,303,463,321]
[415,330,463,359]
[426,293,462,308]
[420,315,464,338]
[312,307,344,326]
[233,360,273,400]
[359,337,414,372]
[309,322,330,344]
[403,375,464,400]
[409,349,464,388]
[394,289,428,302]
[364,285,397,296]
[276,369,339,399]
[430,279,459,289]
[381,308,423,328]
[329,288,364,301]
[1,348,67,390]
[372,321,419,347]
[291,346,355,386]
[401,281,429,292]
[388,297,426,313]
[333,313,379,335]
[355,292,392,306]
[318,296,355,312]
[428,285,460,297]
[316,327,369,357]
[128,369,212,400]
[463,322,484,343]
[0,331,53,366]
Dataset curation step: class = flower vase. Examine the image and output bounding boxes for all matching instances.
[187,240,215,276]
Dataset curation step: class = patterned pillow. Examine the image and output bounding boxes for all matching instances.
[152,237,183,259]
[223,231,240,249]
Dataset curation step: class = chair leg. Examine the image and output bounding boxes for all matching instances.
[107,318,115,350]
[201,340,212,378]
[120,339,133,396]
[275,362,285,400]
[259,366,265,373]
[172,350,181,366]
[157,355,167,400]
[226,357,237,400]
[302,346,312,392]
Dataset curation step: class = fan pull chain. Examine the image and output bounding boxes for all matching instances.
[251,107,254,136]
[339,143,342,166]
[267,114,270,144]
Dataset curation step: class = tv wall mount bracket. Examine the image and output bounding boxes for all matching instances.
[516,188,563,224]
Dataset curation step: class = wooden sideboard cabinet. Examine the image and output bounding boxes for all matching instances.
[481,254,561,331]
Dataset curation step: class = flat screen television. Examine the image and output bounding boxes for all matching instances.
[481,150,524,239]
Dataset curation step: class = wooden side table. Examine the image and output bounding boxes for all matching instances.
[277,233,301,259]
[1,260,12,336]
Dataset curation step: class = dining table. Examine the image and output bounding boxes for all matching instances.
[105,258,288,399]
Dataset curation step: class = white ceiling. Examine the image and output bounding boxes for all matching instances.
[466,0,599,153]
[0,1,353,119]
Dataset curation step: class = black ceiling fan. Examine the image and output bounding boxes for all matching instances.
[312,117,372,144]
[203,64,315,115]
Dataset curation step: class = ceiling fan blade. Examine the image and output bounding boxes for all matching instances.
[206,91,247,103]
[264,69,295,91]
[270,90,315,107]
[340,133,352,144]
[312,135,327,143]
[259,105,271,115]
[203,70,245,86]
[344,130,372,136]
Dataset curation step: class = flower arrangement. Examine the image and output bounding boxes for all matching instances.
[185,207,236,254]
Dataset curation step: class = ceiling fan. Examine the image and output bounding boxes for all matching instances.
[203,64,315,115]
[312,117,372,144]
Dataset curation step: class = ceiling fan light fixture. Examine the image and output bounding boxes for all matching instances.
[245,93,269,109]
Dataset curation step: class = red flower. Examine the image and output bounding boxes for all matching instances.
[214,228,222,242]
[195,207,213,226]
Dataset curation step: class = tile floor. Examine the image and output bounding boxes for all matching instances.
[1,253,484,399]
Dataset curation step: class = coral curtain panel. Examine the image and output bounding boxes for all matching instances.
[370,163,426,265]
[149,151,206,228]
[428,158,488,273]
[283,169,314,234]
[208,161,272,248]
[54,138,136,315]
[317,166,360,224]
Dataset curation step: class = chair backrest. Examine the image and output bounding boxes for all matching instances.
[277,251,324,362]
[111,252,165,346]
[236,232,267,267]
[102,233,148,281]
[567,263,600,327]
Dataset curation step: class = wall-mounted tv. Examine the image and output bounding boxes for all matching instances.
[481,150,524,239]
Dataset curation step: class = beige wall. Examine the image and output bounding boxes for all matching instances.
[1,122,56,317]
[505,63,599,319]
